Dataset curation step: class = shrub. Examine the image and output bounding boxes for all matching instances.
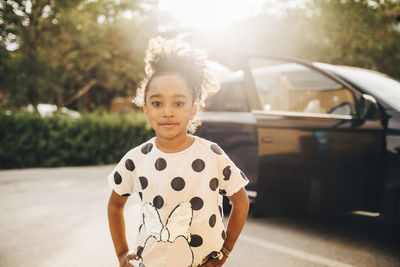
[0,111,154,169]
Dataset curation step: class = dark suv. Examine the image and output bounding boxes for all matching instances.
[196,55,400,226]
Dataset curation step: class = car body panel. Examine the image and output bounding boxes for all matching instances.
[197,112,259,192]
[254,110,383,213]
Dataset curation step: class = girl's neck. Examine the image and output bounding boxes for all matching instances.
[155,134,195,153]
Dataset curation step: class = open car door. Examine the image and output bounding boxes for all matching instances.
[246,57,383,216]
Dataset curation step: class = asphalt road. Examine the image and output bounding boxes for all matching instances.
[1,166,399,267]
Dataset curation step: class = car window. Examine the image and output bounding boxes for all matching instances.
[249,58,356,116]
[323,65,400,111]
[205,80,249,112]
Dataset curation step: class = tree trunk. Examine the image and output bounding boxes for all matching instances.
[62,79,97,108]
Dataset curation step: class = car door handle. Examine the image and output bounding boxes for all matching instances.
[261,136,273,143]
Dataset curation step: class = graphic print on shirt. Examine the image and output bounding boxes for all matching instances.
[137,201,195,267]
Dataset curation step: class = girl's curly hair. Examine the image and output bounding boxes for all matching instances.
[133,36,220,133]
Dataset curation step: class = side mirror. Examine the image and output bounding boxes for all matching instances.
[360,94,380,120]
[328,102,352,115]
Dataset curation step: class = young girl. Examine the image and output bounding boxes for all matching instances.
[107,37,249,267]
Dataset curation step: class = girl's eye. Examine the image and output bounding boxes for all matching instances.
[175,101,185,107]
[151,101,161,107]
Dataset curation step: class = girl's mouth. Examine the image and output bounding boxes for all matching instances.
[159,122,179,128]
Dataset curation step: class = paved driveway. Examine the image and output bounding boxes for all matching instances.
[1,166,399,267]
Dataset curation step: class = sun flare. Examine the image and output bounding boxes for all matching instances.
[158,0,266,30]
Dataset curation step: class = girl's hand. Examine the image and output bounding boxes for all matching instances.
[200,254,227,267]
[118,250,140,267]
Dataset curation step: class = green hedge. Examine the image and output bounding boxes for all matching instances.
[0,111,154,169]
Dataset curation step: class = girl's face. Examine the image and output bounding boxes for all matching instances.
[143,74,197,141]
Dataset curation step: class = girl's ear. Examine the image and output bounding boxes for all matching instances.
[190,103,197,120]
[143,105,148,117]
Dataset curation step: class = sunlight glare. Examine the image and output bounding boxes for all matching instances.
[158,0,266,30]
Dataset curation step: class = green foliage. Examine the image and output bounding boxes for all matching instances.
[296,0,400,79]
[0,111,154,169]
[197,0,400,80]
[0,0,161,111]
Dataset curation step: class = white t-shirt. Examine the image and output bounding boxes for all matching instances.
[107,135,249,267]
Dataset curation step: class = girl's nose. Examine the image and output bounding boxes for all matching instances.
[162,104,173,117]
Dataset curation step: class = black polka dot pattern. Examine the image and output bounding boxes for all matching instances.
[219,189,226,196]
[171,177,185,191]
[223,166,232,180]
[209,178,219,191]
[210,144,223,155]
[241,171,249,181]
[190,197,204,211]
[125,159,135,171]
[155,158,167,171]
[114,172,122,185]
[139,192,143,200]
[222,230,227,240]
[141,143,153,154]
[209,214,216,227]
[192,159,205,172]
[139,176,148,190]
[122,193,130,197]
[137,246,144,257]
[153,195,164,209]
[219,206,222,216]
[189,234,203,247]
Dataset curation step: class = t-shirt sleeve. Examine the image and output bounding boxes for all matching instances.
[216,145,249,197]
[107,150,137,197]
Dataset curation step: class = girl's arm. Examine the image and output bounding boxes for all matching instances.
[223,187,249,252]
[202,187,249,267]
[108,190,140,266]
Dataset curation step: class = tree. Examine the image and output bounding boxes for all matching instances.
[298,0,400,79]
[0,0,82,109]
[0,0,160,111]
[189,0,400,80]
